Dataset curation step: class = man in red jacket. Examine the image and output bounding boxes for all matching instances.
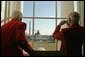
[52,12,84,56]
[1,11,34,56]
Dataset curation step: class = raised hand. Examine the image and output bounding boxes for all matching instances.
[59,20,67,26]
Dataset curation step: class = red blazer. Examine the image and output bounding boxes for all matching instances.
[52,24,84,56]
[1,19,33,56]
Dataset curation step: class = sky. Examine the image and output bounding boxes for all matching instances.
[22,1,61,35]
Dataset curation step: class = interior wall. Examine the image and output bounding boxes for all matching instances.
[61,1,74,18]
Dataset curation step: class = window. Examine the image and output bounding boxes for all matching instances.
[23,1,62,51]
[22,1,77,51]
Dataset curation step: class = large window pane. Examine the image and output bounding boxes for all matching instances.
[34,19,55,35]
[35,1,55,17]
[34,19,56,51]
[23,1,33,17]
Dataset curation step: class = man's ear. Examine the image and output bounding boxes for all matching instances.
[69,18,71,22]
[20,18,22,21]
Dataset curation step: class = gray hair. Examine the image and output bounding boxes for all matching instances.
[11,10,22,20]
[69,12,80,23]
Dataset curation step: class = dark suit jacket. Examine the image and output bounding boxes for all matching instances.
[53,24,84,56]
[1,19,33,56]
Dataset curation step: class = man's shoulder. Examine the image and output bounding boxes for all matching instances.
[79,26,84,32]
[60,28,72,34]
[61,26,84,33]
[79,26,84,30]
[61,28,69,31]
[12,19,26,26]
[19,22,26,27]
[17,22,26,30]
[10,19,26,29]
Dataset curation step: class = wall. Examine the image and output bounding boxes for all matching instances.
[61,1,74,18]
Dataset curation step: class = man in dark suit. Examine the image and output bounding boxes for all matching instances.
[52,12,84,56]
[1,11,34,56]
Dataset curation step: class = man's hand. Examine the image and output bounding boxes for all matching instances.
[59,20,67,26]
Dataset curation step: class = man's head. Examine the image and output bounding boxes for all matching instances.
[67,12,80,26]
[12,10,22,21]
